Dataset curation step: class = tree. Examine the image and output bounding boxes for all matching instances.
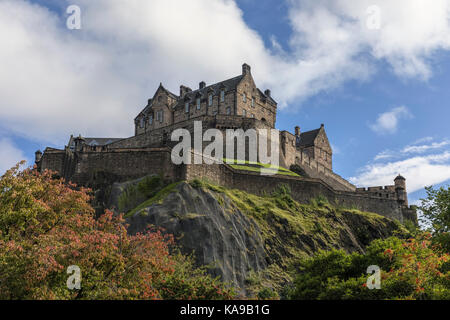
[419,185,450,252]
[0,162,234,300]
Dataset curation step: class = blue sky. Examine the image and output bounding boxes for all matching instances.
[1,0,449,207]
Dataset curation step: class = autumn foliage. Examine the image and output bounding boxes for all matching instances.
[0,162,234,300]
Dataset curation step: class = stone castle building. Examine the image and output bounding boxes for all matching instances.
[36,63,417,224]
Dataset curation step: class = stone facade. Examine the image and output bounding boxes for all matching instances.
[36,63,417,224]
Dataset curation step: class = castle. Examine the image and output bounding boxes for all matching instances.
[35,63,417,224]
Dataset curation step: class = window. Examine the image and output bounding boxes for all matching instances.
[251,97,255,107]
[185,102,189,113]
[149,115,153,125]
[156,111,160,121]
[140,118,144,128]
[243,109,247,117]
[251,113,255,118]
[160,111,164,123]
[220,90,225,102]
[196,98,201,109]
[208,94,213,106]
[226,107,231,115]
[243,93,247,103]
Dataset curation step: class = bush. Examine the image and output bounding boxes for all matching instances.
[288,234,450,300]
[0,163,234,300]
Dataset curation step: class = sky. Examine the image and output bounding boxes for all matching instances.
[0,0,449,207]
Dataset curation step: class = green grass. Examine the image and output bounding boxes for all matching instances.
[124,182,182,218]
[226,161,300,177]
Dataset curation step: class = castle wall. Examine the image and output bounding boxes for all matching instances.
[183,163,416,224]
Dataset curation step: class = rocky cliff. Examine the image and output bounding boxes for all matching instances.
[107,176,409,296]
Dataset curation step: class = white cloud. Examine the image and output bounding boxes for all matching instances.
[0,138,28,175]
[369,106,412,134]
[1,0,450,144]
[402,140,449,154]
[350,151,450,193]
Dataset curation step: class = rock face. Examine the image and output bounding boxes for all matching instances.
[116,180,407,293]
[126,183,267,292]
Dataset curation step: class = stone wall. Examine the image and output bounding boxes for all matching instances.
[183,163,416,224]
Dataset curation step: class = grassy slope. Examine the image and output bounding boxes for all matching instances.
[123,178,409,297]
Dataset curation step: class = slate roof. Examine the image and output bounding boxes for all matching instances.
[296,128,321,147]
[172,75,244,110]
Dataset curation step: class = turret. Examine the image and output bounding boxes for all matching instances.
[394,174,408,206]
[35,150,42,164]
[74,135,85,152]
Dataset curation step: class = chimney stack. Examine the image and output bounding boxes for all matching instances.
[199,81,206,89]
[265,89,271,97]
[180,85,192,97]
[295,126,301,137]
[242,63,251,75]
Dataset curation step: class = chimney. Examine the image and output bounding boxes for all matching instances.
[199,81,206,89]
[35,150,42,164]
[242,63,251,75]
[264,89,271,97]
[321,123,324,128]
[295,126,301,137]
[180,85,192,97]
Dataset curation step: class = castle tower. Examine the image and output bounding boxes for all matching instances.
[394,174,408,206]
[74,135,86,152]
[35,150,42,164]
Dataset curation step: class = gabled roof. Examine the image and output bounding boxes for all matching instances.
[297,128,321,147]
[172,75,244,110]
[158,83,179,101]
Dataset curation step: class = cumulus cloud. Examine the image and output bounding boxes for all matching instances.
[0,138,28,175]
[369,106,412,134]
[351,137,450,193]
[1,0,450,144]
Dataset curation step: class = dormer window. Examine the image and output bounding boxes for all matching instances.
[208,94,213,106]
[243,93,247,103]
[196,98,201,109]
[220,90,225,102]
[185,102,190,113]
